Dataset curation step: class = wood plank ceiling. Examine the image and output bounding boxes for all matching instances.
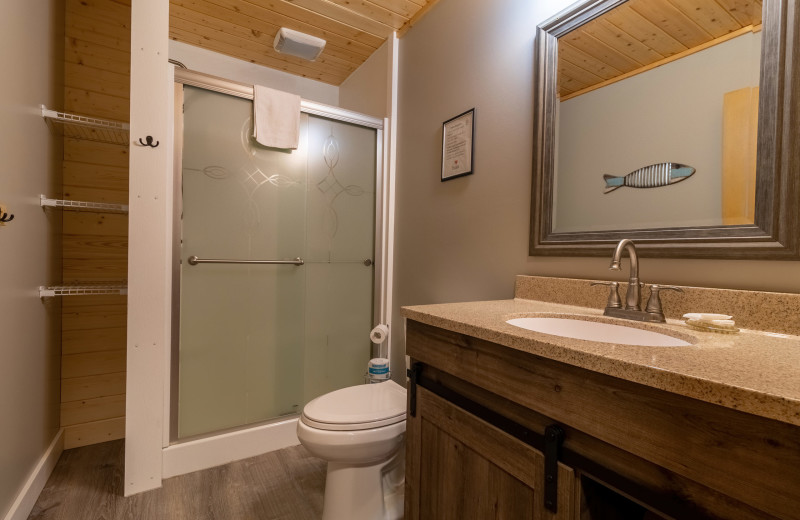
[558,0,763,100]
[169,0,436,86]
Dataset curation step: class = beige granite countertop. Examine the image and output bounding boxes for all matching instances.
[401,298,800,427]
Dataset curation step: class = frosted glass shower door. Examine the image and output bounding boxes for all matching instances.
[179,86,308,438]
[303,116,377,403]
[177,85,377,440]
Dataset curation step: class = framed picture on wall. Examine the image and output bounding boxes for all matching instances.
[441,108,475,181]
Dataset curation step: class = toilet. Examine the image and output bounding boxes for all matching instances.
[297,380,407,520]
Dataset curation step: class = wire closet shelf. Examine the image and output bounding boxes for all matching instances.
[38,106,129,297]
[40,195,129,213]
[41,105,130,145]
[39,284,128,298]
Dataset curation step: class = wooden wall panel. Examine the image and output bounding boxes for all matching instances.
[62,350,126,379]
[65,37,131,75]
[66,17,131,52]
[63,212,129,237]
[61,372,126,402]
[64,417,126,449]
[64,139,129,166]
[63,161,129,197]
[62,300,127,332]
[64,88,130,121]
[62,187,128,205]
[62,0,131,449]
[63,327,127,355]
[65,62,131,99]
[61,394,127,426]
[62,259,128,283]
[62,235,128,260]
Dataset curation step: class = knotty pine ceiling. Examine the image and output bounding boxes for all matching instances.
[169,0,436,86]
[558,0,763,100]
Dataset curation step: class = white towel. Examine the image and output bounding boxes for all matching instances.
[253,85,301,149]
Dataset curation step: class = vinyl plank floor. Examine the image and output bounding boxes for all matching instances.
[29,440,326,520]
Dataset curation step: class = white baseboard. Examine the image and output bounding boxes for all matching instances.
[162,417,300,478]
[3,429,64,520]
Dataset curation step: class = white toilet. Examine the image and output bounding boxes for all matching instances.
[297,380,407,520]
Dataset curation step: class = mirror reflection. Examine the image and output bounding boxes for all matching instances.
[552,0,763,233]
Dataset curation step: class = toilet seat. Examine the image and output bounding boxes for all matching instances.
[301,380,406,431]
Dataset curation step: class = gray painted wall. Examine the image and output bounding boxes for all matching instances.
[392,0,800,377]
[0,0,64,516]
[339,40,389,119]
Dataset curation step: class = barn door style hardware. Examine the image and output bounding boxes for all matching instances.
[407,362,422,417]
[544,424,565,513]
[406,363,422,417]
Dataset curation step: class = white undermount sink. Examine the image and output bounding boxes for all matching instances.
[506,317,692,347]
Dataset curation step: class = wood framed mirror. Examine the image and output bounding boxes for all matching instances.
[530,0,799,259]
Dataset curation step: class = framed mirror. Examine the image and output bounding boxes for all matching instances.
[530,0,799,259]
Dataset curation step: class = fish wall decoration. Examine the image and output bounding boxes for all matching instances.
[603,163,695,194]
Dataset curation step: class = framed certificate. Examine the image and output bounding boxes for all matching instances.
[441,108,475,181]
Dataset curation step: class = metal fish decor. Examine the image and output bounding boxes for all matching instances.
[603,163,695,194]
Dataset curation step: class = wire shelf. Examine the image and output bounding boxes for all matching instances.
[41,105,130,145]
[40,195,128,213]
[39,284,128,298]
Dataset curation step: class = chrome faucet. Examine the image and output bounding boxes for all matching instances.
[610,238,641,310]
[591,239,683,323]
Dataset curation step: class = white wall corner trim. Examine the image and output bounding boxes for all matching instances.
[385,33,402,382]
[2,429,63,520]
[162,419,300,478]
[125,0,171,496]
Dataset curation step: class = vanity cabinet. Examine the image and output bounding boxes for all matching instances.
[406,383,574,519]
[404,320,800,520]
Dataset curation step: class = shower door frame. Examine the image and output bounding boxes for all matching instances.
[168,68,387,446]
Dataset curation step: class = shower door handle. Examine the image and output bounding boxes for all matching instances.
[187,256,304,266]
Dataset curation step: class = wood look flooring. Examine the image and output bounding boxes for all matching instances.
[29,440,326,520]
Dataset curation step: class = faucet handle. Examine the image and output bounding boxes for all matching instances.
[645,285,684,315]
[591,281,622,309]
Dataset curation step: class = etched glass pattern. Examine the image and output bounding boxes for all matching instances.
[178,86,376,438]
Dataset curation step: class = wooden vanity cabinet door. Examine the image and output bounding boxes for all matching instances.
[405,386,574,520]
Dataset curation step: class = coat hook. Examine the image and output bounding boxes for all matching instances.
[138,136,159,148]
[0,207,14,225]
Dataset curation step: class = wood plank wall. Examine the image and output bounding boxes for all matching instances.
[62,0,131,449]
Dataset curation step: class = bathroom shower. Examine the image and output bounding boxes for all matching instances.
[173,83,382,440]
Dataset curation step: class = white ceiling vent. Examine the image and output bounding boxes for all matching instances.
[273,28,326,62]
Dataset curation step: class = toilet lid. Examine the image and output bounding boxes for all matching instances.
[301,380,406,431]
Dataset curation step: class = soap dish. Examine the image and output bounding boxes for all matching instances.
[682,313,732,321]
[684,318,740,334]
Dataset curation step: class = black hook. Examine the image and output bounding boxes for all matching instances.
[0,211,14,223]
[138,136,159,148]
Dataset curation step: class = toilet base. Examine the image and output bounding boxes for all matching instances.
[321,447,404,520]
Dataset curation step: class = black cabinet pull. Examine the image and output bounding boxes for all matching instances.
[544,424,565,513]
[407,363,422,417]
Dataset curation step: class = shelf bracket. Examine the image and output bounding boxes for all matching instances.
[544,424,565,513]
